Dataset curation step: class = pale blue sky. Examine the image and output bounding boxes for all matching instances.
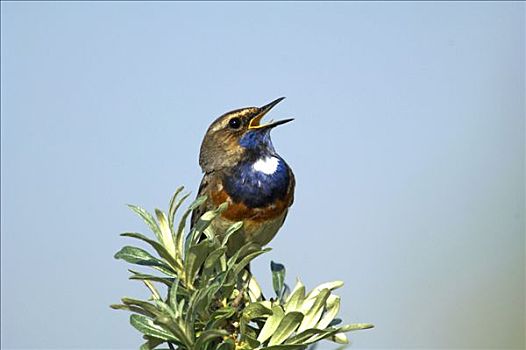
[1,2,524,349]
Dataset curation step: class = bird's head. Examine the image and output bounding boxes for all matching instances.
[199,97,293,173]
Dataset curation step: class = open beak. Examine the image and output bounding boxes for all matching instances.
[248,97,294,129]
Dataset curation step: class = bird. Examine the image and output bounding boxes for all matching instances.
[191,97,295,256]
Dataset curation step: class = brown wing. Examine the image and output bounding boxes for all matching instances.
[287,166,296,207]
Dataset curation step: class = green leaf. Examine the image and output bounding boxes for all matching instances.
[286,324,373,346]
[154,299,177,320]
[114,245,154,264]
[176,195,207,254]
[240,302,271,341]
[337,323,375,332]
[221,221,243,246]
[115,246,174,270]
[244,334,261,348]
[257,305,285,343]
[227,242,261,270]
[195,329,229,350]
[297,289,330,333]
[186,284,215,325]
[244,270,263,302]
[155,315,194,348]
[242,302,273,320]
[170,191,191,252]
[316,295,340,329]
[110,304,154,318]
[211,306,237,320]
[330,332,348,344]
[128,204,163,242]
[143,280,161,300]
[284,282,305,313]
[121,233,182,271]
[185,240,213,286]
[128,270,175,286]
[192,203,228,242]
[305,281,344,300]
[168,186,186,229]
[233,248,271,275]
[121,297,160,317]
[329,318,342,327]
[286,325,356,346]
[281,283,291,302]
[217,273,240,304]
[284,328,334,345]
[271,261,286,299]
[169,279,179,310]
[130,314,177,341]
[139,336,164,350]
[176,298,186,318]
[155,209,177,259]
[206,306,236,330]
[268,312,304,346]
[206,270,229,297]
[201,246,227,283]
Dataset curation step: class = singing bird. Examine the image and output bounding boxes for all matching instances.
[191,97,295,255]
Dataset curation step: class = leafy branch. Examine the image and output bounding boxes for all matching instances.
[112,187,373,349]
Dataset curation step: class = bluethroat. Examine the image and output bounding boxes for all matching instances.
[191,97,295,255]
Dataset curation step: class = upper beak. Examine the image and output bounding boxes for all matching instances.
[248,97,294,129]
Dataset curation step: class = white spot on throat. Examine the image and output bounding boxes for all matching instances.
[252,156,279,175]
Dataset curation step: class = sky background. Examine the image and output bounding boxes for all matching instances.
[1,2,524,349]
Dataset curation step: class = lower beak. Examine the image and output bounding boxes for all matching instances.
[249,97,293,129]
[258,118,294,129]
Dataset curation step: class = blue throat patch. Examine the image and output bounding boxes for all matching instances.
[225,129,290,208]
[224,156,290,208]
[239,130,276,153]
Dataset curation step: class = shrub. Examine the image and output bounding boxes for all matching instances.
[112,187,373,350]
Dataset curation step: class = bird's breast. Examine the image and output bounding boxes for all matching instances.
[209,155,294,222]
[225,156,291,208]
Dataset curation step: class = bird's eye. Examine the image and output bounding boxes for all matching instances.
[229,117,241,129]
